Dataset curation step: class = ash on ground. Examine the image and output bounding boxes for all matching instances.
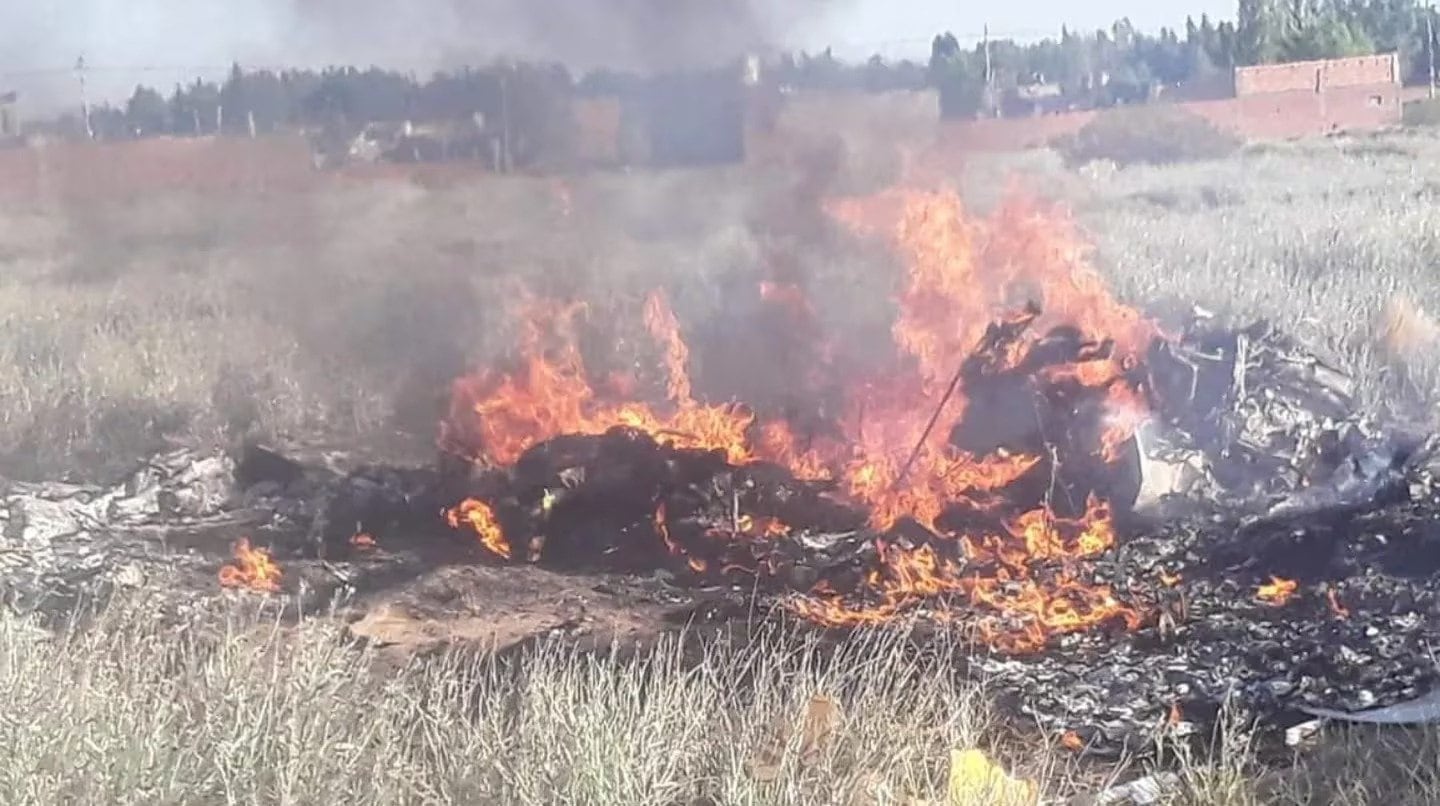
[5,311,1440,755]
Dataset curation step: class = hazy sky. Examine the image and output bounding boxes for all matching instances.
[809,0,1238,58]
[1,0,1239,109]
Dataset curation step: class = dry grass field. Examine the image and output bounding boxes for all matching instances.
[4,126,1440,803]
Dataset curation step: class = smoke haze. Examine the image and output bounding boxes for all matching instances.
[1,0,843,110]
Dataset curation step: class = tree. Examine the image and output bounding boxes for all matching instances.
[219,63,247,134]
[928,33,984,119]
[125,86,169,136]
[1238,0,1288,64]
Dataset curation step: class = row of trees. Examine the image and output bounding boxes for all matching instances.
[56,0,1440,139]
[928,0,1439,117]
[75,63,572,142]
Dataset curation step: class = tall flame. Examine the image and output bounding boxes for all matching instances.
[441,184,1159,651]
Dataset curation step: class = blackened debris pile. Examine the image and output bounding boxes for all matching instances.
[6,309,1440,753]
[415,307,1440,748]
[1138,312,1416,521]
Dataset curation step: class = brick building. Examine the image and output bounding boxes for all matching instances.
[1233,53,1399,96]
[942,52,1405,151]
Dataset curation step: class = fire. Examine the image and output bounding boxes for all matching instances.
[1060,731,1084,752]
[445,498,511,560]
[441,291,754,467]
[218,537,282,593]
[1256,576,1299,606]
[350,532,376,552]
[440,184,1160,651]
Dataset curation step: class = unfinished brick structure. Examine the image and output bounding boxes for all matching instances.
[941,53,1404,152]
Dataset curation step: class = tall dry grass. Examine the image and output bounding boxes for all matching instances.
[6,599,1440,804]
[1073,130,1440,414]
[5,129,1440,803]
[0,599,1034,806]
[5,128,1436,479]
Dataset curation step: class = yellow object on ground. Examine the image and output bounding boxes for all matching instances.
[946,748,1037,805]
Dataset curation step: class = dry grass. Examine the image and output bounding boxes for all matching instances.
[1063,129,1440,418]
[0,600,1038,806]
[5,128,1440,802]
[7,600,1440,804]
[1055,106,1244,168]
[0,168,837,480]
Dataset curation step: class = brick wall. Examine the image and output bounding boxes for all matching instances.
[936,83,1402,153]
[1187,84,1401,139]
[1235,53,1398,96]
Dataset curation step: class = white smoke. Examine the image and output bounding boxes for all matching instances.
[1,0,847,110]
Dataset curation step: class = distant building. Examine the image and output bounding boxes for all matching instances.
[1223,53,1402,137]
[1233,53,1399,97]
[1003,82,1066,117]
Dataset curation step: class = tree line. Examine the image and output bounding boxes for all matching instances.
[928,0,1439,117]
[52,0,1440,139]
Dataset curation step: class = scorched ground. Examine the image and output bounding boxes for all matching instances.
[9,180,1440,755]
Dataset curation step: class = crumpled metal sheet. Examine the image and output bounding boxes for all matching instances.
[0,449,237,600]
[1300,687,1440,724]
[1137,312,1416,519]
[0,449,234,544]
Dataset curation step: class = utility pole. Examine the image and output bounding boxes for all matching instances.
[1428,2,1436,100]
[498,65,511,173]
[74,56,93,140]
[983,23,995,118]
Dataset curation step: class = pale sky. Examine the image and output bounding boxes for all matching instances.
[804,0,1239,59]
[1,0,1239,109]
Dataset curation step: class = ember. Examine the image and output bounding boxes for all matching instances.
[217,537,282,593]
[445,498,510,560]
[1256,576,1299,606]
[1327,587,1350,619]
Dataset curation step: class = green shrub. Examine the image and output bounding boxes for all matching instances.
[1056,105,1243,167]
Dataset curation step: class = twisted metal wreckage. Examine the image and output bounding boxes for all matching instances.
[3,306,1440,750]
[5,186,1440,766]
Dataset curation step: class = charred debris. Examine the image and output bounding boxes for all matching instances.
[4,308,1440,752]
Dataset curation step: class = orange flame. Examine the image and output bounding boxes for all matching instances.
[442,291,754,467]
[350,532,376,552]
[441,185,1159,651]
[445,498,511,560]
[218,537,282,593]
[1256,576,1299,606]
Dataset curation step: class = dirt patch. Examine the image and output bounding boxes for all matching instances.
[345,564,693,660]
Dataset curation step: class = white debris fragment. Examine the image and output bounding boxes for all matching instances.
[1092,772,1181,805]
[1285,718,1324,747]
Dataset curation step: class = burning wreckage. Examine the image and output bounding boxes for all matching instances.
[5,186,1440,753]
